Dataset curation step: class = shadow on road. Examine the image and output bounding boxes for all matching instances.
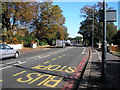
[13,65,79,83]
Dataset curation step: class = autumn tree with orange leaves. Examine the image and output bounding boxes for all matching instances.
[2,1,68,45]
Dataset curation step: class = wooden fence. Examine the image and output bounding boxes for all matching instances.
[109,45,120,52]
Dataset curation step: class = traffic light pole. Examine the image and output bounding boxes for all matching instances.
[101,0,107,80]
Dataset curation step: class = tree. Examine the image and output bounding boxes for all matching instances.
[2,1,68,45]
[75,36,83,43]
[113,30,120,45]
[2,2,38,44]
[79,2,117,45]
[106,22,117,44]
[34,2,66,41]
[2,2,37,31]
[79,19,93,44]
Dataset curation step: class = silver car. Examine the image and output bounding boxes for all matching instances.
[0,43,20,59]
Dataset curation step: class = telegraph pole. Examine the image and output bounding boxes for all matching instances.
[102,0,107,80]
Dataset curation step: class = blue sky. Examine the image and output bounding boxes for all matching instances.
[53,2,119,38]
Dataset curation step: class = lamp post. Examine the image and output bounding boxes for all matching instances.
[101,0,107,80]
[92,9,94,49]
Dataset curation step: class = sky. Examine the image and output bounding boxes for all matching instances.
[53,1,119,38]
[118,1,120,30]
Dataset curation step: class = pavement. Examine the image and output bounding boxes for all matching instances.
[79,47,120,90]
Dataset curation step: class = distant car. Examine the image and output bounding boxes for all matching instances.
[0,43,20,59]
[65,40,71,46]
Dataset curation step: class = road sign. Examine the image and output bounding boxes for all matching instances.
[99,10,117,22]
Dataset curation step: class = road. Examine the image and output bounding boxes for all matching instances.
[0,46,89,89]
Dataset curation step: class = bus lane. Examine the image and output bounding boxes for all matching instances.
[2,54,77,88]
[2,47,89,89]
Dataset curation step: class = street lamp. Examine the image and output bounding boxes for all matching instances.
[92,9,94,49]
[101,0,107,80]
[99,0,117,81]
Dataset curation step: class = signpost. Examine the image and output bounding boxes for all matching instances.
[99,0,116,80]
[99,10,117,22]
[102,0,107,80]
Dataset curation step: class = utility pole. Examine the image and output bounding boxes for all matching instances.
[102,0,107,80]
[92,9,94,49]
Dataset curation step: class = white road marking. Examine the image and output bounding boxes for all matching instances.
[0,47,73,70]
[95,50,102,61]
[0,61,26,70]
[0,64,3,66]
[14,61,26,65]
[82,53,88,54]
[6,61,18,65]
[26,48,70,60]
[0,66,12,70]
[82,47,86,54]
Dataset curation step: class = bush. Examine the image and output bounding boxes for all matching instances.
[22,36,36,46]
[113,30,120,45]
[52,40,56,45]
[6,37,22,44]
[39,39,48,46]
[35,38,40,46]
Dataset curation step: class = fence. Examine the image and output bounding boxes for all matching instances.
[109,45,120,52]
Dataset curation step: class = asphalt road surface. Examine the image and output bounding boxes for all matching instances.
[0,46,89,89]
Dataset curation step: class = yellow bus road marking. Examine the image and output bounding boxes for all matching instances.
[32,64,76,73]
[0,80,3,82]
[56,66,67,71]
[43,76,63,88]
[28,74,51,84]
[43,61,50,64]
[16,73,41,83]
[52,58,57,60]
[13,71,63,88]
[57,56,62,58]
[13,71,26,76]
[43,54,66,64]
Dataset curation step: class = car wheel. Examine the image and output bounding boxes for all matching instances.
[14,52,19,58]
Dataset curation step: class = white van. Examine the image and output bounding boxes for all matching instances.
[56,40,65,48]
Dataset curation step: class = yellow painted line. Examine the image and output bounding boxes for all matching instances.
[43,54,66,64]
[57,56,62,58]
[43,61,50,64]
[0,80,3,82]
[63,54,66,56]
[52,58,57,61]
[13,71,26,76]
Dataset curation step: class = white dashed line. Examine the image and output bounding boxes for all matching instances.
[0,61,26,70]
[0,66,12,70]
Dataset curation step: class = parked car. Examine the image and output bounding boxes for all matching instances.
[0,43,20,59]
